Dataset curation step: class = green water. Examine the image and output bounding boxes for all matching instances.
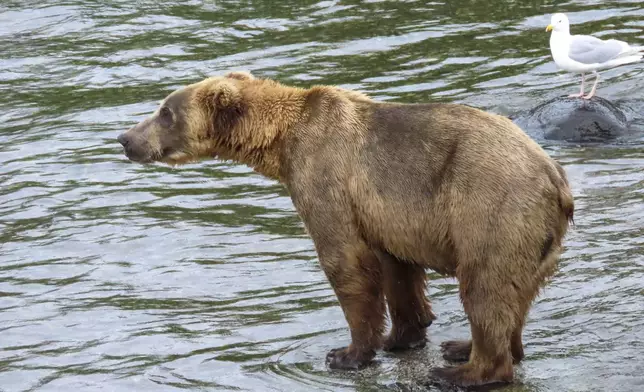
[1,1,643,391]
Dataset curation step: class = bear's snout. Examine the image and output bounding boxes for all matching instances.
[117,133,130,147]
[117,132,152,163]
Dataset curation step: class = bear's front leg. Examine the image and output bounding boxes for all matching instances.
[376,250,435,351]
[318,241,386,370]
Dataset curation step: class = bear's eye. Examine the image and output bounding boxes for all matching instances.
[160,107,172,118]
[159,106,173,127]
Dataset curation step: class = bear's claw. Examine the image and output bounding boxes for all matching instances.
[430,364,513,389]
[440,340,471,362]
[383,331,427,352]
[325,346,373,370]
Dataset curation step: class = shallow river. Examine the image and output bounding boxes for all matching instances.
[1,1,643,391]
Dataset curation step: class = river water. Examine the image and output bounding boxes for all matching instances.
[1,1,643,391]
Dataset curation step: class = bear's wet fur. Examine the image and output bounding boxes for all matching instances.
[118,71,574,387]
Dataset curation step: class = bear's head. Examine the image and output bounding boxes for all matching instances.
[117,70,263,167]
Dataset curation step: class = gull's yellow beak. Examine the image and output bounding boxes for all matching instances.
[546,24,553,32]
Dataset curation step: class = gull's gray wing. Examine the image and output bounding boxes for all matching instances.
[568,35,626,64]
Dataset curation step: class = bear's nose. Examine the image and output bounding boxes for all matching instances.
[117,133,130,147]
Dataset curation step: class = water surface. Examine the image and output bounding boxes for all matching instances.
[1,1,643,391]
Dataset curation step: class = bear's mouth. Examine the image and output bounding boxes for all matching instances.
[125,154,154,164]
[164,147,177,156]
[160,149,197,166]
[121,147,154,164]
[119,138,159,164]
[138,147,174,163]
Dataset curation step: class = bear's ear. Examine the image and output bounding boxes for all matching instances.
[224,70,254,81]
[204,81,245,138]
[210,81,242,110]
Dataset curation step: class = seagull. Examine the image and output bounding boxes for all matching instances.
[546,13,644,99]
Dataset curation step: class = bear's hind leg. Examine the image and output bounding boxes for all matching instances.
[432,264,519,387]
[509,241,564,365]
[440,255,551,366]
[510,319,525,364]
[377,251,435,351]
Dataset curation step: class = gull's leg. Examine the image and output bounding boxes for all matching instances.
[583,71,600,99]
[568,73,585,97]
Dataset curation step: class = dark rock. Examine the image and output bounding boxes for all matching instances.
[510,96,629,143]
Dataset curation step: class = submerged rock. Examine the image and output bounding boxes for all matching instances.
[510,96,629,143]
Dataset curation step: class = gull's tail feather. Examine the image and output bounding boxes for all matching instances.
[620,43,644,56]
[600,55,643,70]
[629,45,644,54]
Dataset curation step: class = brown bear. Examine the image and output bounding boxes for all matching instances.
[117,71,574,388]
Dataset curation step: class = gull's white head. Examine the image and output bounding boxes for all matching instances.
[546,13,570,33]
